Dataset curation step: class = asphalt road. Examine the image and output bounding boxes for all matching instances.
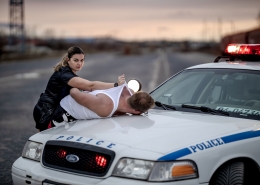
[0,49,216,184]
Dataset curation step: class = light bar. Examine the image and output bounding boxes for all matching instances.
[225,44,260,55]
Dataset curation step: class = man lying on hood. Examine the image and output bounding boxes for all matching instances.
[49,82,155,129]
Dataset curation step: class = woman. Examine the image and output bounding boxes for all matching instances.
[33,46,125,131]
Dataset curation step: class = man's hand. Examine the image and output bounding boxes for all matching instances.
[118,74,125,86]
[70,87,80,95]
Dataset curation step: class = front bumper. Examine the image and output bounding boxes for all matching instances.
[12,157,208,185]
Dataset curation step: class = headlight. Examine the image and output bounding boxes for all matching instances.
[112,158,155,180]
[112,158,198,182]
[22,141,43,161]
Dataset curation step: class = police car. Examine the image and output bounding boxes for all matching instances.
[12,44,260,185]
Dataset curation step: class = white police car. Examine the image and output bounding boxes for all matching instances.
[12,44,260,185]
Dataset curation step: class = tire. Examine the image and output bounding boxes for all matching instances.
[213,161,244,185]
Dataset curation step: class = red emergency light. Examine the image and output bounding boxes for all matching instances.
[215,44,260,62]
[225,44,260,55]
[57,149,67,158]
[95,154,107,167]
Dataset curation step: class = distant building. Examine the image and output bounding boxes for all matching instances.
[220,27,260,54]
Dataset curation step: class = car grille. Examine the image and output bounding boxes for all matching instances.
[42,141,115,176]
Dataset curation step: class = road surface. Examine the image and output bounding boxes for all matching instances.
[0,49,216,184]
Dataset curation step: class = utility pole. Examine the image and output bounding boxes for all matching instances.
[229,21,235,34]
[218,17,222,42]
[203,20,208,43]
[258,11,260,27]
[9,0,25,53]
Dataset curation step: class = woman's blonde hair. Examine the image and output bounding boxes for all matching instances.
[54,46,84,71]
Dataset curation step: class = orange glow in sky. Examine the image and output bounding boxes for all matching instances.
[0,0,259,41]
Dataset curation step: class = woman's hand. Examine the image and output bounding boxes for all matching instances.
[118,74,125,85]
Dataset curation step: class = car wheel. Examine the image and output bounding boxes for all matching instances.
[212,161,244,185]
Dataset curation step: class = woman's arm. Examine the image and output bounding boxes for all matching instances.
[68,74,125,91]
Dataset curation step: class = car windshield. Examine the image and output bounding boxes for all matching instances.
[150,68,260,121]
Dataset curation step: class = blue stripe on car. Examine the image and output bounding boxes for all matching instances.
[158,148,192,161]
[158,129,260,161]
[222,130,260,143]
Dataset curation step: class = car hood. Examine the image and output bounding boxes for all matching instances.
[43,109,260,154]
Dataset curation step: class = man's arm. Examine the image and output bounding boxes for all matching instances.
[70,88,113,117]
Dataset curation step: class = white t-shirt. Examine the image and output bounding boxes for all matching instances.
[60,83,132,120]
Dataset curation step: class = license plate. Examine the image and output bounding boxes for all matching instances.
[43,183,56,185]
[43,180,69,185]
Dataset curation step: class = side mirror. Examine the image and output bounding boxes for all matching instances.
[127,79,142,92]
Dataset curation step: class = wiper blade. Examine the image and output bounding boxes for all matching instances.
[155,101,176,110]
[181,104,229,116]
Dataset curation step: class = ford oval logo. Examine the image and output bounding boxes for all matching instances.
[66,154,79,163]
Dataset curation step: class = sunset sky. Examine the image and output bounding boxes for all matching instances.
[0,0,259,41]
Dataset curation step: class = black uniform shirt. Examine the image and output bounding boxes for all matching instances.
[39,66,78,106]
